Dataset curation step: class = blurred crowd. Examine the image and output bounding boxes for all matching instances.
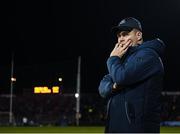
[0,92,180,126]
[161,93,180,122]
[0,93,106,126]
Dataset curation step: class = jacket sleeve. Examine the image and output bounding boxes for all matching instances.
[107,48,163,86]
[98,74,113,98]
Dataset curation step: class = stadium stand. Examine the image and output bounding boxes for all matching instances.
[0,92,180,126]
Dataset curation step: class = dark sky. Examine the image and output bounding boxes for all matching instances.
[1,0,180,94]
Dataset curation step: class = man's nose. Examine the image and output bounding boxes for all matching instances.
[118,37,124,43]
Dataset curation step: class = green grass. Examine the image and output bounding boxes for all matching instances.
[161,126,180,133]
[0,126,104,133]
[0,126,180,133]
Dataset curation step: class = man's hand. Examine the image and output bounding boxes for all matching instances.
[112,83,124,93]
[110,39,132,58]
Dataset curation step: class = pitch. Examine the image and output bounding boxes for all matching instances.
[0,126,180,133]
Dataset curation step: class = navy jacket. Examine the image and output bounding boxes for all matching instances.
[98,39,165,133]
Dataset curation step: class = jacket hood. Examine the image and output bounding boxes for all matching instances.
[138,38,166,58]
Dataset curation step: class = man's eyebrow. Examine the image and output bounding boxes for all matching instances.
[117,31,129,36]
[121,31,130,35]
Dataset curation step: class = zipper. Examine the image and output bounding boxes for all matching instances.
[125,101,131,124]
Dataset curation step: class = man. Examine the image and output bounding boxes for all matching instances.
[98,17,165,133]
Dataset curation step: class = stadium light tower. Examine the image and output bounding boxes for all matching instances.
[9,52,14,124]
[76,56,81,126]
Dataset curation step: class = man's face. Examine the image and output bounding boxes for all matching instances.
[117,29,142,46]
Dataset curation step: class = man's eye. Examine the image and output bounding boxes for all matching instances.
[122,32,129,36]
[117,31,129,37]
[117,35,121,38]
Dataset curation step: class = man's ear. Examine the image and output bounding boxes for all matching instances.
[136,31,142,41]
